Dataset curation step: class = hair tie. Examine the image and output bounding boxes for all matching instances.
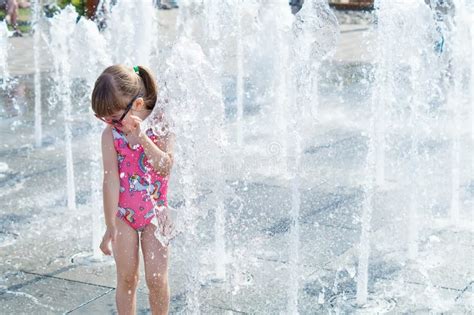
[133,66,139,74]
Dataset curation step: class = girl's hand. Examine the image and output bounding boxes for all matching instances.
[156,207,175,238]
[126,115,143,138]
[100,225,117,256]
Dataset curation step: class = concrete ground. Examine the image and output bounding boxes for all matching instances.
[1,5,473,315]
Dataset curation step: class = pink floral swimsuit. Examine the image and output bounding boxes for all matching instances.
[112,127,169,231]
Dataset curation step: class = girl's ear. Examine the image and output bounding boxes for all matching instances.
[135,97,145,110]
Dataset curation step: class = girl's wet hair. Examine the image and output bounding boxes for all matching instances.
[91,64,158,117]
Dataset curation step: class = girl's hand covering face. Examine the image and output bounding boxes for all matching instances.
[123,115,143,137]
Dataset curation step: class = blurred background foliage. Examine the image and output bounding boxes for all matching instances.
[57,0,86,16]
[0,0,87,32]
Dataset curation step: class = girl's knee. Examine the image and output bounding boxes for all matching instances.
[118,272,139,289]
[146,272,168,291]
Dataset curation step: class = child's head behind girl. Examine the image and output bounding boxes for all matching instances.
[91,64,157,133]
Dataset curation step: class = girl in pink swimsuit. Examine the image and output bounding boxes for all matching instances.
[91,64,175,314]
[112,126,169,231]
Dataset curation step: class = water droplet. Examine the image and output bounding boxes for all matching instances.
[346,265,356,278]
[120,172,126,178]
[318,291,325,304]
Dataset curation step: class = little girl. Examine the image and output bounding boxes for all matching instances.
[91,64,175,314]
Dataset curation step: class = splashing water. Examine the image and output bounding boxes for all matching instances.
[0,21,9,90]
[104,0,157,66]
[49,6,78,211]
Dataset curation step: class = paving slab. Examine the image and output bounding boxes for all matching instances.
[55,262,117,290]
[195,258,294,314]
[248,222,360,270]
[374,281,467,313]
[68,289,148,315]
[455,282,474,310]
[0,271,111,314]
[395,235,474,291]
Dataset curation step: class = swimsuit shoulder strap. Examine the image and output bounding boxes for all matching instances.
[111,127,128,151]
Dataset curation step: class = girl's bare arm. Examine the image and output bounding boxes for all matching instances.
[102,126,120,228]
[138,131,175,177]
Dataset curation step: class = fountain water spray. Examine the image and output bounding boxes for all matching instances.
[370,0,391,188]
[355,0,397,304]
[205,0,228,280]
[357,0,421,304]
[398,1,439,261]
[288,0,338,311]
[104,0,156,67]
[71,15,110,261]
[0,21,9,90]
[235,1,244,147]
[265,2,292,175]
[368,0,435,190]
[165,41,201,310]
[447,0,471,224]
[407,59,421,260]
[293,0,339,130]
[355,0,471,306]
[270,1,295,310]
[356,81,376,306]
[163,1,216,310]
[33,0,42,147]
[471,18,474,141]
[50,6,78,210]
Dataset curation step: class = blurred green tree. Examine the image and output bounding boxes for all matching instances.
[57,0,85,16]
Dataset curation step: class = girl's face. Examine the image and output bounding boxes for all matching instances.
[114,111,134,133]
[96,95,142,132]
[97,106,130,129]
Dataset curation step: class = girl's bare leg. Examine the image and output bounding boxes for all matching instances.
[141,223,170,315]
[112,217,140,315]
